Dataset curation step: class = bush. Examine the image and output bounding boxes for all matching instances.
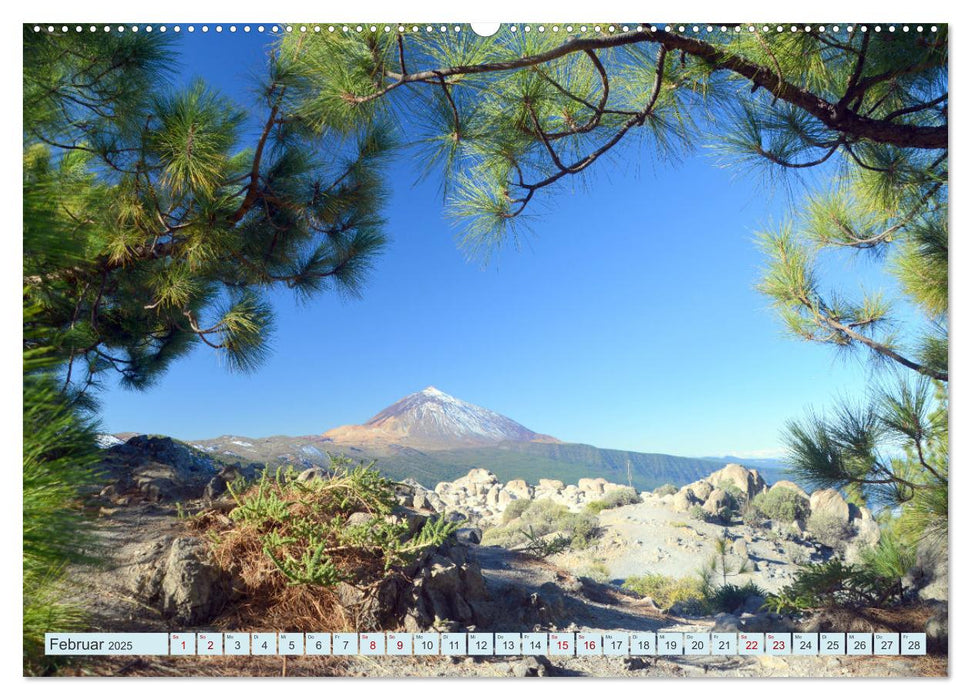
[764,556,906,613]
[579,561,611,583]
[752,489,810,523]
[482,499,599,553]
[585,487,641,514]
[740,503,765,528]
[707,581,767,613]
[716,480,746,507]
[806,512,852,548]
[689,505,714,523]
[501,497,531,524]
[623,573,708,613]
[195,456,459,627]
[783,541,809,565]
[654,484,678,497]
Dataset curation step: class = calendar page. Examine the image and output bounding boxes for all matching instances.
[22,11,949,681]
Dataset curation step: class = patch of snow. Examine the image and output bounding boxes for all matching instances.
[96,434,125,449]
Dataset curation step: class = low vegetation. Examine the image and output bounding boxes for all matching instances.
[482,499,598,554]
[192,457,458,628]
[766,532,916,613]
[751,489,810,523]
[806,512,853,549]
[653,484,678,497]
[623,573,708,614]
[707,581,767,614]
[584,487,641,514]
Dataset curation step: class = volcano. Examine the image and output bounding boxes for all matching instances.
[322,386,559,449]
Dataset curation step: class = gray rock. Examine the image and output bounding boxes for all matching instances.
[455,527,481,545]
[505,479,533,500]
[925,603,948,653]
[203,476,227,500]
[296,466,331,483]
[712,612,742,632]
[346,512,373,527]
[512,656,552,677]
[914,534,948,602]
[156,537,228,625]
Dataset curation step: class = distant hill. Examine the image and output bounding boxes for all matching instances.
[184,387,786,491]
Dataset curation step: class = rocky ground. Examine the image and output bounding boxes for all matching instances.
[54,436,947,677]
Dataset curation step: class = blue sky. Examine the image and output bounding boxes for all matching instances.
[96,28,895,458]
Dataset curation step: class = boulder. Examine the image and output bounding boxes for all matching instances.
[703,488,732,516]
[852,514,881,548]
[505,479,533,500]
[486,484,502,508]
[460,468,498,486]
[672,489,699,512]
[687,481,713,502]
[136,537,229,625]
[538,479,565,492]
[705,463,767,499]
[577,478,606,496]
[769,480,809,500]
[413,491,432,511]
[809,489,851,524]
[925,603,948,653]
[712,613,742,633]
[296,466,331,483]
[913,535,948,602]
[99,435,219,502]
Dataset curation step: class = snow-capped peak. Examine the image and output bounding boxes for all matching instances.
[323,387,558,449]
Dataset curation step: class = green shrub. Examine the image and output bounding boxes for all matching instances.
[579,561,611,583]
[740,503,764,528]
[716,481,746,507]
[764,557,905,613]
[623,573,708,614]
[858,531,916,582]
[501,497,531,524]
[806,512,852,548]
[654,484,678,497]
[783,541,809,565]
[689,505,713,522]
[482,499,599,553]
[752,489,810,523]
[585,487,641,514]
[220,459,459,584]
[708,581,767,613]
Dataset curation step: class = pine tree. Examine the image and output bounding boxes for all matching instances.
[24,27,394,395]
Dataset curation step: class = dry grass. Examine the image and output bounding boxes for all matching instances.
[182,462,456,632]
